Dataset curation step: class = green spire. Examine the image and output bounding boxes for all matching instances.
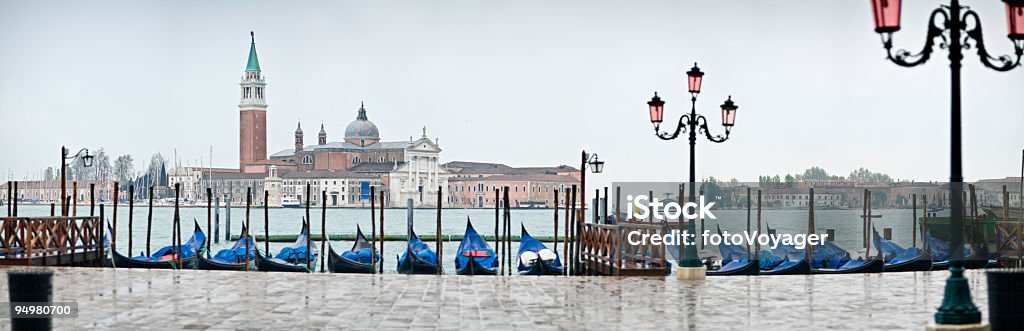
[245,31,260,72]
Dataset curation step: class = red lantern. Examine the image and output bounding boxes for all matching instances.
[720,96,737,127]
[870,0,901,33]
[1006,0,1024,40]
[686,63,704,94]
[648,92,665,123]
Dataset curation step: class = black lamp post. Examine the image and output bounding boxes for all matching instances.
[61,146,93,216]
[647,62,738,277]
[576,151,602,275]
[869,0,1022,326]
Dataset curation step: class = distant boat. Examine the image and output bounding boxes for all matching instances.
[514,201,547,209]
[281,196,301,208]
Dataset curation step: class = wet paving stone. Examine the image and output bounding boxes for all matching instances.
[0,267,993,330]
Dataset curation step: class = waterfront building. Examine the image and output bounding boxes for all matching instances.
[280,169,383,207]
[444,162,580,208]
[761,189,844,208]
[167,166,239,203]
[0,180,118,206]
[267,105,451,207]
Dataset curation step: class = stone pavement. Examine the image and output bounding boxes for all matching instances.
[0,267,991,330]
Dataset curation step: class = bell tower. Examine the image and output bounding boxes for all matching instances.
[239,31,268,171]
[294,122,303,153]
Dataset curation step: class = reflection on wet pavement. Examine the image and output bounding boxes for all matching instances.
[0,267,990,330]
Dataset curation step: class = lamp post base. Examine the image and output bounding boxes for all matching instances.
[925,323,989,331]
[675,266,706,280]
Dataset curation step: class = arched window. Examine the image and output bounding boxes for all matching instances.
[302,155,313,164]
[353,156,361,164]
[379,157,385,162]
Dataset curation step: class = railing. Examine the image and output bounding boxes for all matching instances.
[580,223,668,276]
[0,217,104,265]
[994,221,1023,263]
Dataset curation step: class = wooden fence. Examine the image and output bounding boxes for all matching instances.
[580,223,668,276]
[0,216,105,266]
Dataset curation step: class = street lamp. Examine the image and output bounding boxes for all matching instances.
[573,151,604,274]
[647,62,738,280]
[869,0,1022,326]
[61,146,93,216]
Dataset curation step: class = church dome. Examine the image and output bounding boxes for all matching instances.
[344,103,379,140]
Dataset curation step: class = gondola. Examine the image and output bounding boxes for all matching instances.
[327,225,378,274]
[197,225,256,271]
[454,219,497,275]
[760,259,811,275]
[256,221,315,273]
[872,227,932,272]
[707,226,759,276]
[811,257,884,274]
[808,227,882,274]
[397,230,439,275]
[925,232,987,270]
[111,221,205,270]
[758,224,811,275]
[517,224,563,276]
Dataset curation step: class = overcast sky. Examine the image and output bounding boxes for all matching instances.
[1,1,1021,190]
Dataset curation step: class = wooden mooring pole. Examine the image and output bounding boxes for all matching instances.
[321,190,327,273]
[568,185,576,275]
[866,190,872,260]
[755,189,761,259]
[436,186,442,275]
[305,183,311,271]
[89,183,95,217]
[245,187,252,272]
[99,204,105,262]
[146,186,153,257]
[113,182,118,255]
[73,181,78,217]
[922,195,929,252]
[379,191,385,274]
[615,186,621,224]
[808,188,815,261]
[11,181,16,217]
[912,194,918,248]
[553,190,559,256]
[6,181,11,216]
[563,187,569,276]
[746,187,751,261]
[207,188,212,257]
[370,186,377,274]
[172,182,182,268]
[862,189,868,249]
[494,188,500,274]
[505,187,512,275]
[264,189,270,257]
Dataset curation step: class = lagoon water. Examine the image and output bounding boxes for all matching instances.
[13,204,920,273]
